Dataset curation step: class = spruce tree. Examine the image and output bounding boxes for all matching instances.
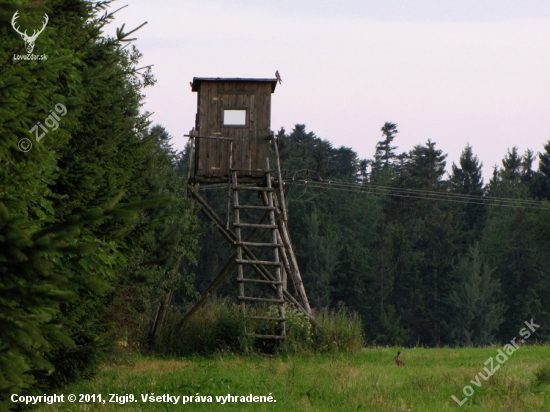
[533,141,550,199]
[1,0,199,402]
[501,147,522,183]
[450,144,485,243]
[371,122,398,178]
[443,245,505,346]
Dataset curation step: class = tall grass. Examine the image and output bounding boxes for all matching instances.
[534,362,550,384]
[312,306,364,353]
[41,346,550,411]
[153,301,363,356]
[156,302,248,356]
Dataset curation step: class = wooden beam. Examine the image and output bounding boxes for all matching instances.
[272,194,312,315]
[271,133,289,222]
[178,189,319,329]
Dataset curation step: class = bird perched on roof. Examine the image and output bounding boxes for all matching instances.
[275,70,282,84]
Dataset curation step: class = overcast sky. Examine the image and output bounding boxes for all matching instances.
[108,0,550,180]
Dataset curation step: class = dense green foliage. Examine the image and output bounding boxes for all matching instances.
[191,122,550,348]
[0,0,198,408]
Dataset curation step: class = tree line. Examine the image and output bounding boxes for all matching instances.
[193,123,550,348]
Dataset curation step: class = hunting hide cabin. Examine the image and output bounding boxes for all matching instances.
[190,77,278,182]
[179,75,315,344]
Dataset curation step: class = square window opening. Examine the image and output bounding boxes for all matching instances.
[224,109,247,126]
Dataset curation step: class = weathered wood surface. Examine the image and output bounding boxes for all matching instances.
[273,194,313,315]
[193,80,273,179]
[176,188,320,331]
[266,165,286,337]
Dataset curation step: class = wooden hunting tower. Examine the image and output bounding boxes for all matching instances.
[190,78,277,182]
[180,77,315,344]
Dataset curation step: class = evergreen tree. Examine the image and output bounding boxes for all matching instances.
[395,140,454,345]
[501,147,522,183]
[404,140,447,189]
[0,0,199,402]
[371,122,398,180]
[450,144,485,243]
[539,141,550,179]
[450,144,484,196]
[481,181,549,340]
[328,146,360,180]
[532,140,550,199]
[443,245,505,346]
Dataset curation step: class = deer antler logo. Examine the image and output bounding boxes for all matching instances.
[11,11,49,54]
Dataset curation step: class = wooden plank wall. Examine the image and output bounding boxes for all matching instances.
[194,81,272,179]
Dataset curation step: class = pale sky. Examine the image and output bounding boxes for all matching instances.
[108,0,550,180]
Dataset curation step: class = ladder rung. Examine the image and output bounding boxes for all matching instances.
[234,223,277,229]
[232,186,274,192]
[238,296,284,303]
[233,205,277,211]
[236,259,281,266]
[251,334,285,339]
[239,278,283,285]
[246,316,286,321]
[235,241,282,247]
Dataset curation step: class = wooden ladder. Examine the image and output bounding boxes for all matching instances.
[232,169,286,341]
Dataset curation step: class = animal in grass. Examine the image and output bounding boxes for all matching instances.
[275,70,282,84]
[394,351,405,366]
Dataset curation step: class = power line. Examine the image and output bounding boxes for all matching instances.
[285,180,550,211]
[190,178,550,210]
[320,180,542,206]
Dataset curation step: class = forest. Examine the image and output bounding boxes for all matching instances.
[1,0,549,409]
[195,123,550,349]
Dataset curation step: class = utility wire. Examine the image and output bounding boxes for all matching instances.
[189,178,550,210]
[316,180,543,206]
[285,180,550,211]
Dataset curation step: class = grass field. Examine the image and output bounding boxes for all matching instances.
[37,346,550,411]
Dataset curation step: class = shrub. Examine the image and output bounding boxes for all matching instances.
[156,301,248,356]
[312,306,364,353]
[153,301,363,356]
[252,304,314,354]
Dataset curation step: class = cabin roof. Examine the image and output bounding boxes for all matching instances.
[191,77,278,93]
